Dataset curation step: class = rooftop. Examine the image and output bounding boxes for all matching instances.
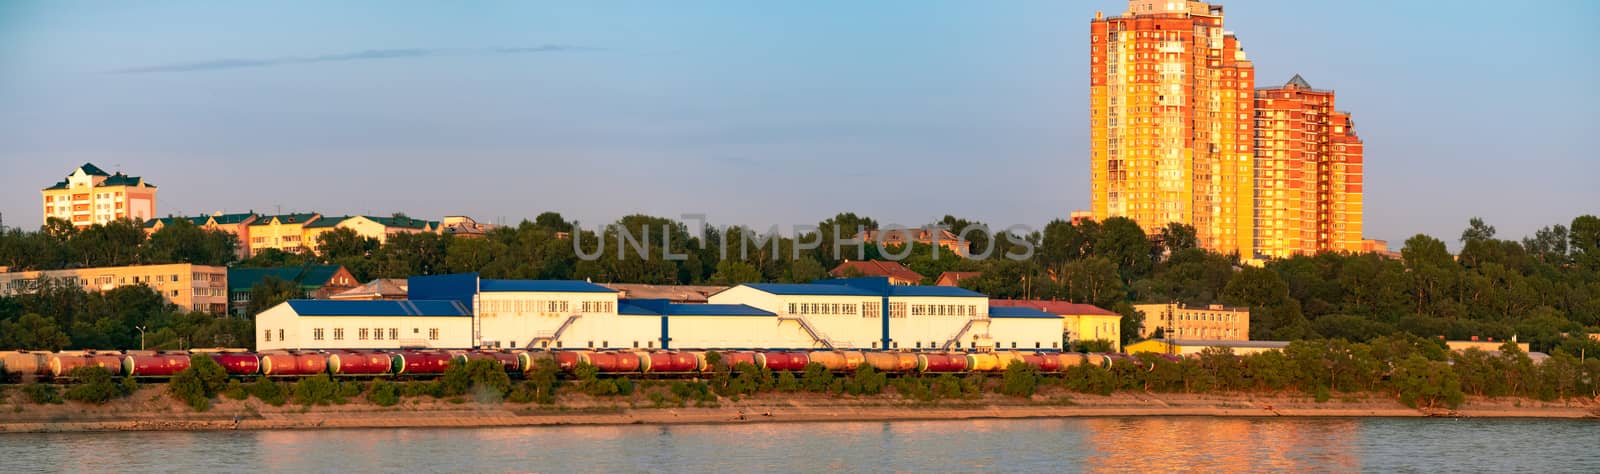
[619,298,777,317]
[741,277,985,298]
[990,299,1119,316]
[988,306,1062,319]
[250,213,321,226]
[284,299,470,317]
[479,279,617,293]
[830,260,925,283]
[229,265,346,291]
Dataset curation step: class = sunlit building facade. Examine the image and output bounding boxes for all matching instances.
[1253,75,1364,258]
[1090,0,1256,256]
[40,163,158,228]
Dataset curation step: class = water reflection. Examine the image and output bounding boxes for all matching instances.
[1,418,1595,473]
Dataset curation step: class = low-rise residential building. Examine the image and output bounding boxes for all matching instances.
[859,228,972,257]
[990,299,1124,351]
[247,213,322,255]
[228,265,359,316]
[41,163,158,228]
[829,260,924,286]
[1134,303,1250,341]
[144,212,258,259]
[338,215,437,245]
[934,271,981,287]
[0,263,228,315]
[299,216,350,254]
[1125,339,1290,357]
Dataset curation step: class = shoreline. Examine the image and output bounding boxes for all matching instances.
[3,390,1594,433]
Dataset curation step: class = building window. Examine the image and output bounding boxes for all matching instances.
[333,328,344,340]
[265,330,272,342]
[359,328,369,340]
[278,329,284,341]
[429,328,439,340]
[313,328,324,340]
[373,328,384,340]
[389,328,398,340]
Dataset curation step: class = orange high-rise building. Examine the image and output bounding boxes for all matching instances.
[1253,75,1364,258]
[1090,0,1256,256]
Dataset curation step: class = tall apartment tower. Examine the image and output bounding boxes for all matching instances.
[1253,75,1364,258]
[41,163,158,228]
[1090,0,1256,256]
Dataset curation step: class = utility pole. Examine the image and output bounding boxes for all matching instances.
[135,325,147,350]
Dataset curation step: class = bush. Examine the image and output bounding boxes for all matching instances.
[338,380,364,401]
[800,363,833,393]
[248,378,288,406]
[169,355,231,412]
[843,365,888,396]
[291,374,342,406]
[1000,361,1040,397]
[367,379,401,407]
[401,380,442,398]
[22,383,62,405]
[63,366,127,404]
[775,371,800,393]
[223,380,249,401]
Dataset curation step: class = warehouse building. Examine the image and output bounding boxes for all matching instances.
[255,274,1064,352]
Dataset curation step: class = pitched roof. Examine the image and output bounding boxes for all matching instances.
[304,216,351,229]
[602,283,729,303]
[283,299,470,317]
[363,215,432,230]
[206,213,256,225]
[988,306,1062,319]
[77,163,110,176]
[936,271,981,286]
[249,213,320,226]
[43,180,69,191]
[329,279,409,300]
[479,279,617,293]
[100,173,153,188]
[743,283,878,296]
[829,260,924,283]
[989,299,1119,316]
[228,265,346,292]
[1286,74,1312,89]
[144,216,207,228]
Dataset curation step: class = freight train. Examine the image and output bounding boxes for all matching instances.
[1,349,1133,382]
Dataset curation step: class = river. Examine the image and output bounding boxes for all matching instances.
[2,417,1595,473]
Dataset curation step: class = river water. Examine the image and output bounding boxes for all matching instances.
[2,417,1595,473]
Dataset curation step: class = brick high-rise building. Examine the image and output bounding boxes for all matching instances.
[1253,75,1364,258]
[1090,0,1256,256]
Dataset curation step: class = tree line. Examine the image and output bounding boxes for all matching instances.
[1,212,1597,355]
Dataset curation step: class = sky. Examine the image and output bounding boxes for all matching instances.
[1,1,1596,250]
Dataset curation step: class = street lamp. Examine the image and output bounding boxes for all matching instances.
[135,325,147,350]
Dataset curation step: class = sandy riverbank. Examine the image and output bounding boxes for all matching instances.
[1,387,1593,433]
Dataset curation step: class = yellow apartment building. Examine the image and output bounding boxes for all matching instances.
[41,163,158,228]
[246,213,321,254]
[0,263,228,315]
[989,300,1124,351]
[1135,302,1249,341]
[144,212,258,259]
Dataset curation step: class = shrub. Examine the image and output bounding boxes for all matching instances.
[1000,361,1040,397]
[775,371,800,393]
[401,380,441,398]
[22,383,62,405]
[248,378,288,406]
[169,354,231,412]
[464,358,511,397]
[223,380,249,401]
[800,363,833,393]
[63,366,126,404]
[367,379,401,407]
[291,374,342,406]
[338,380,365,401]
[843,365,887,396]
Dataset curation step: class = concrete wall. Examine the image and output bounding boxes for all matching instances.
[255,304,473,351]
[989,317,1064,351]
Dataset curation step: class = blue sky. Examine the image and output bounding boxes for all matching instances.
[1,1,1595,249]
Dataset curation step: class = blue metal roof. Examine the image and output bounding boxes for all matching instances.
[479,279,617,293]
[284,300,471,317]
[664,303,775,317]
[886,285,985,297]
[616,299,777,317]
[743,283,878,296]
[988,306,1063,319]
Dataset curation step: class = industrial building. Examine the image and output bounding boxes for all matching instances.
[990,300,1125,351]
[1134,303,1249,341]
[255,274,1065,352]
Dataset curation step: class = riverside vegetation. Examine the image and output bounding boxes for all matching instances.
[4,339,1596,414]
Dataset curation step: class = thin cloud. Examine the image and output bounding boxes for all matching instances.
[110,45,598,74]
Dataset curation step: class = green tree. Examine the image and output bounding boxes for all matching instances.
[246,276,301,317]
[0,312,72,350]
